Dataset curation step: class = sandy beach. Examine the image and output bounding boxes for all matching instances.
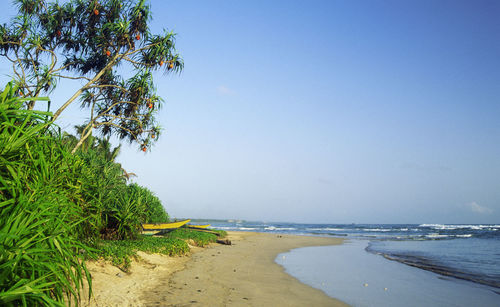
[83,231,347,306]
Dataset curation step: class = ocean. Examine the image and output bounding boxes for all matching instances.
[195,220,500,306]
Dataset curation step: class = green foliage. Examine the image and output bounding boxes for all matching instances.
[0,81,173,304]
[75,148,129,240]
[0,0,183,152]
[126,183,169,223]
[93,229,226,272]
[208,229,228,238]
[0,82,91,306]
[95,236,190,271]
[73,150,169,240]
[0,196,91,306]
[167,229,219,247]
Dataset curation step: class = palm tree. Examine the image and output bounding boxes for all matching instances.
[96,136,121,162]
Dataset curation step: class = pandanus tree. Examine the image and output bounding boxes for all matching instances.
[0,0,183,153]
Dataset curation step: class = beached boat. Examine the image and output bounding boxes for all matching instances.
[142,219,191,235]
[186,224,211,229]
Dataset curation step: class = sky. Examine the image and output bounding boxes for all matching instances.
[0,0,499,224]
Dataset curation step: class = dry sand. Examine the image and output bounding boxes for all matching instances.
[81,251,190,307]
[83,231,348,306]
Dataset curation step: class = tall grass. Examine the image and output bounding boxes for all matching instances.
[166,228,219,247]
[75,151,169,240]
[95,236,190,271]
[126,183,169,224]
[0,81,173,305]
[0,83,91,306]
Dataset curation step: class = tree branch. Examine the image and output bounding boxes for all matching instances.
[71,121,93,154]
[52,52,123,121]
[53,74,92,81]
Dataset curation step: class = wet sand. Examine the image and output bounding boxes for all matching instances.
[84,231,347,306]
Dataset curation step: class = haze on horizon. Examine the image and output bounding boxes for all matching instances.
[0,0,498,224]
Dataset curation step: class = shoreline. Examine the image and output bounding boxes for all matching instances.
[283,239,500,307]
[83,231,348,306]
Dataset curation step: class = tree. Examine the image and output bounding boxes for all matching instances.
[64,123,139,180]
[0,0,183,153]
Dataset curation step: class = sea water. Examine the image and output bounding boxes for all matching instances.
[197,220,500,305]
[276,241,499,307]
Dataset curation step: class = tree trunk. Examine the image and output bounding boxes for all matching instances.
[71,122,93,154]
[51,53,121,122]
[27,100,35,110]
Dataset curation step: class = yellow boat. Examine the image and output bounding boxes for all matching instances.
[187,224,211,229]
[142,219,191,233]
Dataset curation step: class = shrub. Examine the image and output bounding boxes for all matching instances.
[126,183,169,224]
[0,82,91,306]
[95,236,190,271]
[0,81,175,304]
[166,228,218,247]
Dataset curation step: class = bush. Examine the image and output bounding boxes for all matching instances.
[0,81,174,304]
[68,140,169,241]
[126,183,169,224]
[0,83,91,306]
[95,236,190,271]
[166,228,219,247]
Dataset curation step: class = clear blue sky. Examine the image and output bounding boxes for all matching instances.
[1,0,499,223]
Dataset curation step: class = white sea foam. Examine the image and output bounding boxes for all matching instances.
[419,224,500,230]
[238,227,257,230]
[426,233,449,239]
[308,228,345,231]
[265,226,296,231]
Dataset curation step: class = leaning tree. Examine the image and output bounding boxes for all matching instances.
[0,0,183,152]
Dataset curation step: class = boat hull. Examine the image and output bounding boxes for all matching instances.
[187,224,211,229]
[142,219,191,231]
